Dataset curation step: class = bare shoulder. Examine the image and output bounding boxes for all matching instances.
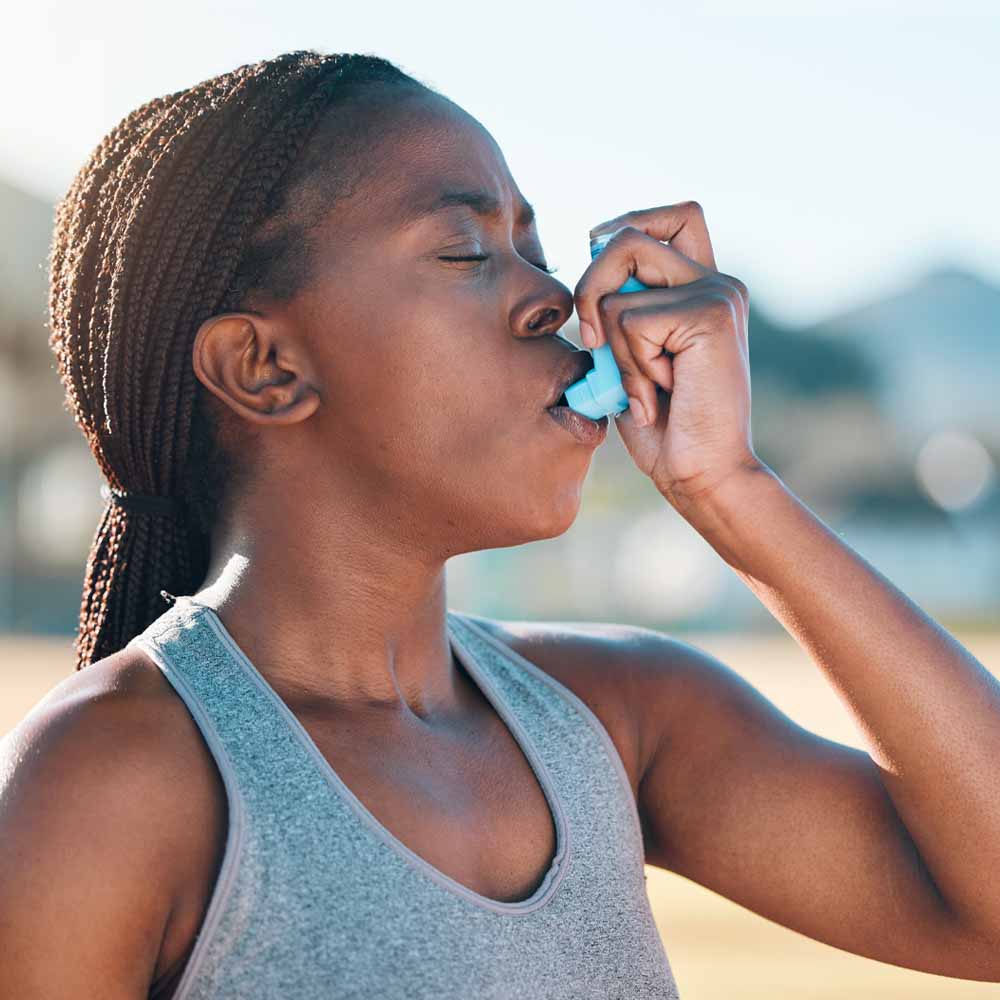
[457,614,686,797]
[0,645,227,996]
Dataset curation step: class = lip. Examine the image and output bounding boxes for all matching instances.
[543,350,597,409]
[545,405,609,446]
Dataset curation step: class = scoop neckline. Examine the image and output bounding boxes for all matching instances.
[174,596,571,915]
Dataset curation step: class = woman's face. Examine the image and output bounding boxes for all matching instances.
[279,90,602,557]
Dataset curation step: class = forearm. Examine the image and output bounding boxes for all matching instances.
[669,461,1000,940]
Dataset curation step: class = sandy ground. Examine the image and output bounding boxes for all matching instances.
[2,629,998,998]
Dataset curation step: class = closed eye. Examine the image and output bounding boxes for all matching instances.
[438,255,559,274]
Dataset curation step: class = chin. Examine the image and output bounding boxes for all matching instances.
[455,454,590,550]
[528,479,585,541]
[458,488,581,553]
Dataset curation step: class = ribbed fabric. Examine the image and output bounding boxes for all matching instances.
[130,596,680,999]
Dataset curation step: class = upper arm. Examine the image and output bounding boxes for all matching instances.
[0,679,181,998]
[629,628,1000,982]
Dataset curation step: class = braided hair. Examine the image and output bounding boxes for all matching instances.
[47,50,431,670]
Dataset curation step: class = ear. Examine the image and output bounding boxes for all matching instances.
[192,312,321,427]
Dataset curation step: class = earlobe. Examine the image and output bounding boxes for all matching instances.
[191,312,321,427]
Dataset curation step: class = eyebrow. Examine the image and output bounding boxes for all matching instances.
[400,189,536,229]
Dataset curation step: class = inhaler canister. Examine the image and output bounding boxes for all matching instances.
[563,231,649,420]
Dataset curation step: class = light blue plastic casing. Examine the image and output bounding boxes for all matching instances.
[563,231,649,420]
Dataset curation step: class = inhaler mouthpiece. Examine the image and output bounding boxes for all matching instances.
[563,231,649,420]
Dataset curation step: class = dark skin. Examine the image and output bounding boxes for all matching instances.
[184,89,591,718]
[4,88,1000,997]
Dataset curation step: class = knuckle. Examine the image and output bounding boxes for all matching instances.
[597,294,615,318]
[680,199,705,218]
[720,272,750,304]
[611,224,642,244]
[703,291,735,323]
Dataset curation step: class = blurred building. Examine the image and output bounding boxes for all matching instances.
[2,178,106,633]
[2,174,997,637]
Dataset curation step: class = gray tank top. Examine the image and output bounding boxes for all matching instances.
[130,595,680,999]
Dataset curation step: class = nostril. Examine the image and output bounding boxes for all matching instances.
[527,307,558,331]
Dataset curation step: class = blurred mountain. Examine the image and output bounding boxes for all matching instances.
[802,266,1000,449]
[748,305,881,400]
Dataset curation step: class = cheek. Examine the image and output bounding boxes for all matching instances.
[324,281,478,406]
[302,268,580,497]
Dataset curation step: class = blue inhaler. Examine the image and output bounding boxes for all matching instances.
[563,231,649,420]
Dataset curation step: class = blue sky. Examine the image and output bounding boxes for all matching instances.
[3,2,998,325]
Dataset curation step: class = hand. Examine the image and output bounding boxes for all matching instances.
[574,201,763,505]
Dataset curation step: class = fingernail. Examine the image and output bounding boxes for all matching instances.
[628,396,649,426]
[579,321,597,349]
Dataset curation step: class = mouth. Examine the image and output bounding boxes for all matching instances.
[545,400,609,446]
[542,351,595,409]
[540,349,608,446]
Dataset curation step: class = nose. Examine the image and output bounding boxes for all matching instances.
[515,284,575,339]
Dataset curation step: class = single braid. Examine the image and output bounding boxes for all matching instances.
[47,49,431,670]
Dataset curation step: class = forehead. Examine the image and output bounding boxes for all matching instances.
[334,93,535,234]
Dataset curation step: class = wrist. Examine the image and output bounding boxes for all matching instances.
[660,454,773,513]
[661,457,782,569]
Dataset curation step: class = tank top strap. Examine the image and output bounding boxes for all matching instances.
[445,609,648,875]
[129,595,336,810]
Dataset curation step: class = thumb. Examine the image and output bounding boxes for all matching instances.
[613,388,671,480]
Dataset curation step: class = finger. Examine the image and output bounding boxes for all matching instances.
[600,299,661,426]
[614,289,742,356]
[575,229,707,348]
[619,306,675,391]
[594,288,692,393]
[616,383,672,441]
[604,273,746,351]
[606,288,742,424]
[589,201,717,271]
[721,272,751,362]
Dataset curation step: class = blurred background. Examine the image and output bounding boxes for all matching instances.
[2,2,998,996]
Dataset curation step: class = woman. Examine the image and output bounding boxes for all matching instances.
[2,49,999,999]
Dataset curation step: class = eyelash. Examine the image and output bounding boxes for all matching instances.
[438,254,559,275]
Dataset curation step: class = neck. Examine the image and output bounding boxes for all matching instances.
[191,482,465,724]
